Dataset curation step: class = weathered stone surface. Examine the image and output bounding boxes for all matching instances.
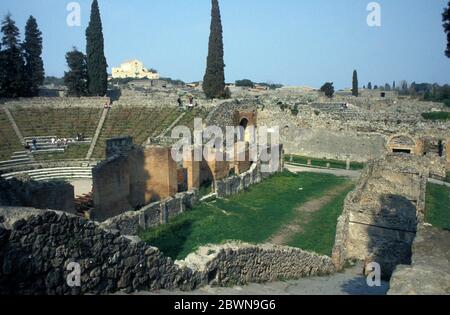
[0,208,335,295]
[0,177,75,214]
[388,226,450,295]
[332,155,444,278]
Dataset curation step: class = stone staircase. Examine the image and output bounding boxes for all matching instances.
[23,136,92,155]
[0,151,34,170]
[86,108,109,160]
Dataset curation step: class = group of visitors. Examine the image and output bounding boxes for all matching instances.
[51,138,69,147]
[24,138,38,152]
[177,95,198,110]
[76,133,85,142]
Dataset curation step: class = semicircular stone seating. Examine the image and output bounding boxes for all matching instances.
[1,166,93,182]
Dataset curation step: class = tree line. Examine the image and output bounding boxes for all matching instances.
[0,14,44,98]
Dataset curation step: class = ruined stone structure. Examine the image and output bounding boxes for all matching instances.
[0,177,75,214]
[388,225,450,295]
[143,146,178,203]
[332,154,446,278]
[0,208,334,295]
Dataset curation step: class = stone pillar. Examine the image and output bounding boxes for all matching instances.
[183,148,201,190]
[346,159,351,170]
[143,146,178,203]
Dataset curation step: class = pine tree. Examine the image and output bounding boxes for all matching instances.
[352,70,358,97]
[368,82,372,90]
[86,0,108,96]
[393,81,396,90]
[0,14,25,98]
[443,1,450,57]
[23,16,44,97]
[64,48,88,97]
[203,0,226,99]
[320,82,334,98]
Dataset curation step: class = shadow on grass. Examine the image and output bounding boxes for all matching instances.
[142,220,194,259]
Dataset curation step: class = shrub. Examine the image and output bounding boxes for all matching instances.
[421,112,450,120]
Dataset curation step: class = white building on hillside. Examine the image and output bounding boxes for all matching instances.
[112,59,160,80]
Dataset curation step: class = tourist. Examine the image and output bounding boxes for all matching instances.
[177,97,183,108]
[188,96,194,110]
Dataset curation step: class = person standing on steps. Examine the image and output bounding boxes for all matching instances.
[32,138,37,151]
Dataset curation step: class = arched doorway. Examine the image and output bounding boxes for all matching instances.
[387,134,417,154]
[239,118,249,141]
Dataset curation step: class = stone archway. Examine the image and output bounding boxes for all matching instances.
[387,134,418,155]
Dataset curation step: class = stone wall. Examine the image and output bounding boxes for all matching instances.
[92,155,133,222]
[143,146,178,203]
[0,208,335,295]
[216,163,262,198]
[446,139,450,168]
[179,243,335,287]
[106,137,134,158]
[331,155,446,278]
[282,128,386,162]
[100,190,199,236]
[0,177,74,214]
[388,225,450,295]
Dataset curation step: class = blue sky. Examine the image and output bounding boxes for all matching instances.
[0,0,449,89]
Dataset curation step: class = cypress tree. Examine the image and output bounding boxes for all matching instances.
[203,0,226,99]
[443,1,450,57]
[64,48,88,97]
[352,70,358,97]
[0,14,24,98]
[86,0,108,96]
[23,16,44,97]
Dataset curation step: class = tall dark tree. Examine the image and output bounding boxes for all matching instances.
[352,70,358,97]
[23,16,44,97]
[367,82,372,90]
[443,1,450,57]
[0,14,24,98]
[320,82,334,98]
[393,81,396,90]
[64,48,88,97]
[203,0,226,99]
[86,0,108,96]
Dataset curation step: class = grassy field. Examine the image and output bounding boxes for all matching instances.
[425,183,450,230]
[287,184,354,256]
[421,112,450,121]
[140,172,352,260]
[284,154,365,170]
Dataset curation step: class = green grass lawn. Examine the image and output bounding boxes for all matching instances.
[284,154,365,170]
[287,184,354,256]
[421,112,450,121]
[425,183,450,230]
[140,172,352,260]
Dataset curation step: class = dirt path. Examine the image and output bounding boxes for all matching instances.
[266,182,354,246]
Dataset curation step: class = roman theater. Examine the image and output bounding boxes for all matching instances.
[0,83,449,295]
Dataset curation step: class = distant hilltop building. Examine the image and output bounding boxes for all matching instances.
[112,59,160,80]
